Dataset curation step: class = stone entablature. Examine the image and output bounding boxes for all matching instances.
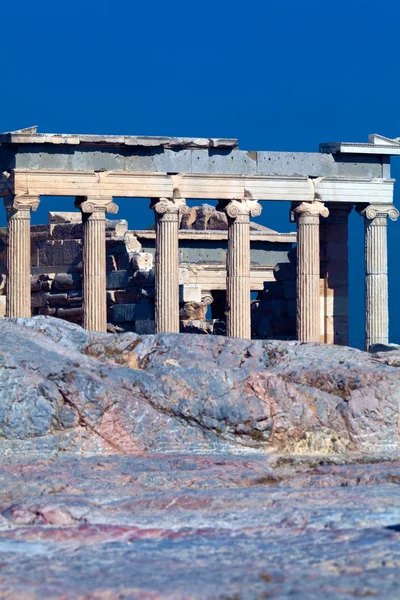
[0,128,399,348]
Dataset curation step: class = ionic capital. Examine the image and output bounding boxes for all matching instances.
[4,195,40,213]
[223,199,262,220]
[293,201,329,220]
[357,204,399,222]
[151,197,189,216]
[74,196,118,215]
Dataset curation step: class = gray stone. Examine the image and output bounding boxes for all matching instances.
[56,307,83,322]
[134,319,156,334]
[370,343,400,353]
[106,270,131,290]
[132,268,155,286]
[42,293,69,306]
[113,302,154,323]
[31,293,47,308]
[53,273,81,291]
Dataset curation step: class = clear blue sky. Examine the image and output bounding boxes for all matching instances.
[2,0,400,348]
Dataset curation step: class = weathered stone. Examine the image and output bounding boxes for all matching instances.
[56,307,83,322]
[114,289,141,304]
[31,275,42,292]
[134,319,155,334]
[180,301,207,320]
[42,293,69,306]
[31,292,47,308]
[123,232,142,253]
[52,273,81,291]
[106,270,131,290]
[113,302,154,323]
[132,268,155,286]
[105,219,128,237]
[181,319,213,334]
[131,252,153,271]
[48,211,82,224]
[179,283,202,303]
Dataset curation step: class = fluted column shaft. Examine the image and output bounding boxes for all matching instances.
[75,196,118,332]
[359,205,399,350]
[4,196,39,318]
[222,199,262,339]
[152,198,187,333]
[294,201,329,342]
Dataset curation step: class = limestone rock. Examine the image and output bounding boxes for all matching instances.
[0,316,399,456]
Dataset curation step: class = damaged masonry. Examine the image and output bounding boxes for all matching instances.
[0,127,399,349]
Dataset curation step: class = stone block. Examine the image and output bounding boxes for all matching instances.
[43,293,69,306]
[31,293,47,308]
[106,270,131,290]
[53,273,82,291]
[180,319,213,334]
[50,223,83,240]
[38,307,56,316]
[124,232,142,253]
[113,302,154,323]
[131,252,153,271]
[39,273,55,291]
[179,284,202,303]
[114,289,141,304]
[48,212,82,224]
[134,319,155,334]
[178,268,190,285]
[38,240,82,267]
[180,302,207,320]
[132,269,155,286]
[106,239,129,254]
[105,219,128,238]
[31,276,42,292]
[116,252,131,271]
[56,307,83,322]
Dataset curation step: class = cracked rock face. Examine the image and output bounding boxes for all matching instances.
[0,316,399,455]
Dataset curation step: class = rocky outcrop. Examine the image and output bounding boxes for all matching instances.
[1,316,400,455]
[0,453,399,599]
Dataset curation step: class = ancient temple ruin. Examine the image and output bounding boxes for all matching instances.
[0,127,399,349]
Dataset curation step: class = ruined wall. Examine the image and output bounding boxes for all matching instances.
[0,207,298,339]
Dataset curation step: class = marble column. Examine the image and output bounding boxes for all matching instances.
[358,204,399,350]
[4,195,40,318]
[151,197,188,333]
[75,196,118,332]
[222,199,262,339]
[293,201,329,342]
